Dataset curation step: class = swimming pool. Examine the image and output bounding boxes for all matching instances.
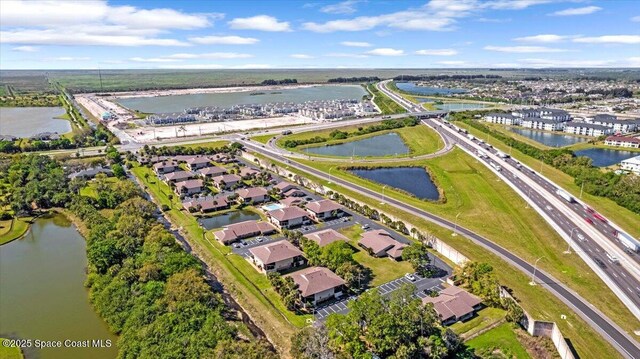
[262,203,285,211]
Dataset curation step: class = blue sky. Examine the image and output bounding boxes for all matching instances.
[1,0,639,69]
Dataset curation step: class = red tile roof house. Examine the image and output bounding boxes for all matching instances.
[304,229,349,247]
[174,179,204,196]
[236,187,270,204]
[283,188,306,198]
[267,206,311,229]
[182,196,230,213]
[212,153,237,164]
[239,167,260,179]
[163,170,196,184]
[273,181,298,195]
[197,166,227,178]
[280,196,304,207]
[422,286,483,325]
[358,229,407,260]
[214,220,277,245]
[184,156,213,171]
[287,267,346,306]
[305,199,344,221]
[212,174,242,190]
[153,160,178,175]
[248,240,306,273]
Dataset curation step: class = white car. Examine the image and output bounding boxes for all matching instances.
[404,273,416,282]
[577,233,586,242]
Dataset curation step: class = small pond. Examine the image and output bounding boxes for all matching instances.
[304,133,409,157]
[348,167,440,201]
[509,127,588,147]
[198,210,261,230]
[574,148,637,167]
[0,107,70,138]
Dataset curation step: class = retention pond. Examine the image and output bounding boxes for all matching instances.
[348,167,440,201]
[304,133,410,157]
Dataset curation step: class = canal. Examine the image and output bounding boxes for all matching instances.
[0,214,118,359]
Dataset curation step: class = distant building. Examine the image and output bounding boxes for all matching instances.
[287,267,345,305]
[163,170,196,184]
[563,122,612,137]
[483,113,521,126]
[304,229,349,247]
[174,179,204,196]
[184,156,212,171]
[153,161,178,175]
[358,229,407,260]
[212,174,242,190]
[197,166,227,178]
[604,136,640,149]
[68,167,113,180]
[621,155,640,174]
[422,286,483,325]
[521,117,565,131]
[588,115,639,133]
[182,196,230,213]
[236,187,270,204]
[267,206,311,229]
[273,181,298,195]
[248,240,306,273]
[305,199,344,221]
[214,220,276,244]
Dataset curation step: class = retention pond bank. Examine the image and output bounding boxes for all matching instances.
[348,167,440,201]
[0,214,118,359]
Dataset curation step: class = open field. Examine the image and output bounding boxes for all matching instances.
[0,218,31,245]
[366,83,406,114]
[456,121,640,238]
[130,164,309,354]
[467,323,532,359]
[277,121,444,159]
[338,224,414,286]
[451,307,506,338]
[250,151,631,358]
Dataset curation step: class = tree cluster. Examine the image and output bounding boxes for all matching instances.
[393,75,501,81]
[261,79,298,85]
[328,77,381,83]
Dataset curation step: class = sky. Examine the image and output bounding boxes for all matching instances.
[1,0,639,69]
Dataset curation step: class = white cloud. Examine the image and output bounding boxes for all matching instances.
[290,54,315,59]
[165,52,253,59]
[365,48,404,56]
[484,45,568,53]
[632,16,640,22]
[228,15,291,32]
[437,60,467,66]
[130,57,181,63]
[12,45,38,52]
[485,0,554,10]
[49,56,91,61]
[159,63,272,69]
[0,0,212,47]
[321,0,360,15]
[415,49,458,56]
[573,35,640,44]
[518,58,614,67]
[550,6,602,16]
[340,41,372,47]
[188,35,259,45]
[325,52,369,58]
[514,34,571,43]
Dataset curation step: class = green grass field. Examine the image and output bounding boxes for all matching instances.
[277,122,444,159]
[366,83,406,114]
[456,121,640,238]
[338,225,414,286]
[0,218,31,245]
[467,323,532,359]
[451,307,506,338]
[130,164,309,354]
[250,151,628,358]
[0,339,24,359]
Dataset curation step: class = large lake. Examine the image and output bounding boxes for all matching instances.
[574,148,637,167]
[0,215,118,359]
[349,167,440,201]
[116,85,367,113]
[395,82,467,95]
[198,210,261,230]
[0,107,70,138]
[417,98,487,111]
[509,127,588,147]
[304,133,410,157]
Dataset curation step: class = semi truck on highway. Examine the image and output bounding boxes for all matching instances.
[556,189,574,203]
[618,232,640,252]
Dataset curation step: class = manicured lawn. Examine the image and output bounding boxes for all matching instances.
[0,339,24,359]
[175,140,229,149]
[130,164,308,354]
[251,152,627,359]
[79,177,119,200]
[252,134,275,144]
[338,225,414,286]
[278,122,444,159]
[451,307,506,338]
[467,323,532,359]
[0,217,30,245]
[457,121,640,238]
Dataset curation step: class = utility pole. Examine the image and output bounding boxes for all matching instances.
[580,181,585,199]
[529,257,544,285]
[564,227,577,254]
[451,213,461,236]
[98,68,104,92]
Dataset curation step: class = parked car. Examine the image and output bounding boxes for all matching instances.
[361,224,370,230]
[257,237,264,243]
[404,273,416,282]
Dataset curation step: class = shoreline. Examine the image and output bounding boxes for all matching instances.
[99,83,360,99]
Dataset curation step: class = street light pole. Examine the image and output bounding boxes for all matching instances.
[328,167,334,184]
[380,185,387,205]
[451,212,461,236]
[529,256,544,285]
[564,227,577,254]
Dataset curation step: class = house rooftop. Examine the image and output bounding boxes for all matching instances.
[422,286,482,322]
[268,206,308,221]
[249,240,304,265]
[306,199,342,214]
[287,267,345,297]
[305,228,349,247]
[175,179,203,190]
[214,220,275,244]
[236,187,268,198]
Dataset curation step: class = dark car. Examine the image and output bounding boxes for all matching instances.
[593,257,607,268]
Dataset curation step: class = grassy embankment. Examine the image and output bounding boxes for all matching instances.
[338,224,414,286]
[456,121,640,238]
[275,122,444,159]
[250,150,630,359]
[451,307,506,338]
[466,323,532,359]
[366,83,406,114]
[0,217,31,245]
[130,164,309,355]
